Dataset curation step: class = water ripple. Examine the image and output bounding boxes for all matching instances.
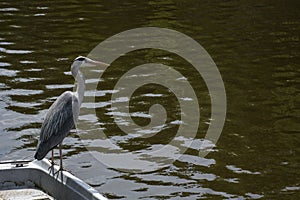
[46,84,73,89]
[0,8,19,12]
[33,13,46,17]
[0,47,33,54]
[20,60,37,64]
[0,62,10,67]
[0,89,43,96]
[36,7,49,10]
[226,165,261,175]
[13,77,42,83]
[177,155,216,167]
[0,68,18,77]
[0,42,14,45]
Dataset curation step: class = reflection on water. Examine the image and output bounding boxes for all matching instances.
[0,0,299,199]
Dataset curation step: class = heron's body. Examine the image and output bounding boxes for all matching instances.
[34,91,77,160]
[34,56,107,170]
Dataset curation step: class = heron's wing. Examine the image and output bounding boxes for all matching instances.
[40,91,78,142]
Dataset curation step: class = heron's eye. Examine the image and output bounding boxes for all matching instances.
[75,57,85,62]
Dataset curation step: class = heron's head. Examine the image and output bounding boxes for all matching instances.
[71,56,108,76]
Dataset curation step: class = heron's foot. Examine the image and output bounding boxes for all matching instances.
[54,167,64,178]
[48,160,56,171]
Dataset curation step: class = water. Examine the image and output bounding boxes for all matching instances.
[0,1,299,199]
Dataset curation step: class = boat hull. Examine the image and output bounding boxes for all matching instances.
[0,159,107,200]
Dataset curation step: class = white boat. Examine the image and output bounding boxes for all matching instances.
[0,159,107,200]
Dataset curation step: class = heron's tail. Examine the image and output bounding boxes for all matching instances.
[34,142,51,160]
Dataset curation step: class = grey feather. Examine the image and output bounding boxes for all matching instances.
[34,91,78,160]
[40,91,76,142]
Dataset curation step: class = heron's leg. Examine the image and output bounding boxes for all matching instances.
[48,149,55,172]
[59,143,63,171]
[51,150,55,165]
[54,144,63,177]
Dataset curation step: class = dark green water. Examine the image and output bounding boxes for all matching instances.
[0,1,299,199]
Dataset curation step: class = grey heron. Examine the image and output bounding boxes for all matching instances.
[34,56,108,171]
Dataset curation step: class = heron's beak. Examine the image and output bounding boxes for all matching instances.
[85,58,109,67]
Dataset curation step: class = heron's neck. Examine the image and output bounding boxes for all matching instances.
[75,71,85,105]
